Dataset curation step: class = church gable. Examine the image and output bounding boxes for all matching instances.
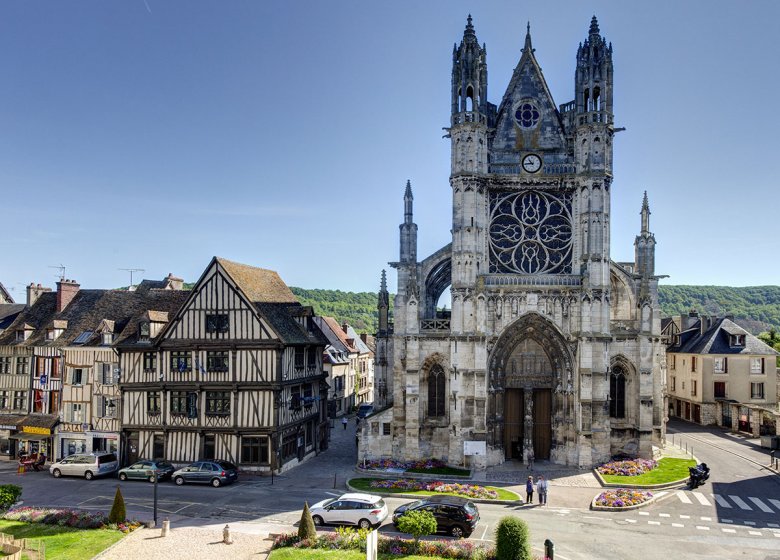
[163,259,275,341]
[491,33,567,167]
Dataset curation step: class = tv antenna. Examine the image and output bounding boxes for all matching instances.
[48,264,66,281]
[119,268,145,288]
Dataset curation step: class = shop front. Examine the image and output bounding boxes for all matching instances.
[0,415,27,461]
[85,430,120,460]
[12,415,59,461]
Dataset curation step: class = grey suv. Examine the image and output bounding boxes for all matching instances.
[172,460,238,487]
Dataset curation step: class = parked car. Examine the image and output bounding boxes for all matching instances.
[309,493,388,529]
[356,402,374,419]
[49,452,119,480]
[172,460,238,487]
[393,495,479,538]
[118,460,175,483]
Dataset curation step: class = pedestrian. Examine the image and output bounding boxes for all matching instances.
[342,416,348,430]
[536,475,548,506]
[525,475,534,505]
[527,447,534,470]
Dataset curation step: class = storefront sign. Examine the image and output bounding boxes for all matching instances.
[85,431,118,440]
[22,426,51,436]
[0,425,17,431]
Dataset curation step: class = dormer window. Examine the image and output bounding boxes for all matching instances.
[729,334,746,347]
[102,332,114,345]
[16,330,27,342]
[139,321,150,339]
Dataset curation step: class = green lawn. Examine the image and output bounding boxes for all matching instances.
[349,478,519,501]
[406,466,470,476]
[0,520,125,560]
[600,458,697,486]
[270,549,443,560]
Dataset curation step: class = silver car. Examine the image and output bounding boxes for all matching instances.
[309,493,388,529]
[49,452,119,480]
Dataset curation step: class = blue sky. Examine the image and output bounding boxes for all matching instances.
[1,1,778,300]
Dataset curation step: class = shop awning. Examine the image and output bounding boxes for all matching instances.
[0,414,26,431]
[12,432,50,441]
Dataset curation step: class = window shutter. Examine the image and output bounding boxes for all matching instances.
[99,396,105,417]
[761,358,765,374]
[723,357,728,373]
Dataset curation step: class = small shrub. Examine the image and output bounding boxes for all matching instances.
[396,509,437,549]
[108,486,126,524]
[0,485,22,510]
[298,502,317,540]
[495,516,531,560]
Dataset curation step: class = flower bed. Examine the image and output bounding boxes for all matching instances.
[272,529,495,559]
[594,488,653,508]
[3,507,142,533]
[596,458,657,476]
[369,479,499,500]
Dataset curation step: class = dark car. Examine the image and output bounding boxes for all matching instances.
[118,460,175,483]
[356,402,374,418]
[393,495,479,538]
[172,460,238,487]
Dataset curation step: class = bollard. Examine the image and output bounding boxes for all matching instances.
[544,538,554,560]
[161,517,170,537]
[223,524,233,545]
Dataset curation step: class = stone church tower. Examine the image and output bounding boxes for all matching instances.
[365,16,665,468]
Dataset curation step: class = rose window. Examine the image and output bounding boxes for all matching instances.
[514,102,540,129]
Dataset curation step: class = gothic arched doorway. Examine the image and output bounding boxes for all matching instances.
[487,313,575,464]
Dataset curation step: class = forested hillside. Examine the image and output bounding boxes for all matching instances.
[658,285,780,334]
[290,287,392,334]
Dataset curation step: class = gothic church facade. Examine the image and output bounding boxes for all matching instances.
[366,16,665,468]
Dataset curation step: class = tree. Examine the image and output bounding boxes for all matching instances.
[495,516,532,560]
[298,502,317,540]
[108,486,126,524]
[396,509,437,550]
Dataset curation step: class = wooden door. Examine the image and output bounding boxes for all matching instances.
[503,389,524,459]
[533,389,552,460]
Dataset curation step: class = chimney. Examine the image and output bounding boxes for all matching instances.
[26,283,51,307]
[360,333,368,344]
[56,279,80,312]
[164,273,184,291]
[342,322,349,334]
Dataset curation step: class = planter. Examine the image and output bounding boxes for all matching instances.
[590,488,655,511]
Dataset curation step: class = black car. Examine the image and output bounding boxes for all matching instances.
[393,495,479,538]
[172,460,239,487]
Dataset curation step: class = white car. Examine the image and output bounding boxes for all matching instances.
[309,493,388,529]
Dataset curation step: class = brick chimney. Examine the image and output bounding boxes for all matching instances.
[342,322,349,334]
[26,283,51,307]
[56,279,80,312]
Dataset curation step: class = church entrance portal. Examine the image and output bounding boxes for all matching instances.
[489,313,575,466]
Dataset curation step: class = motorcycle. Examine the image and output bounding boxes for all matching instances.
[688,463,710,489]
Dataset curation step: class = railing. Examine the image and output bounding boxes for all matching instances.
[559,101,576,113]
[420,319,451,331]
[578,111,613,125]
[485,275,581,287]
[452,111,487,125]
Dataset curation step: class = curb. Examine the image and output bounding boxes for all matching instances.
[345,479,522,506]
[589,490,658,512]
[592,456,697,491]
[90,525,143,560]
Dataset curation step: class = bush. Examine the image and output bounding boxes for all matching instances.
[495,516,531,560]
[298,502,317,540]
[0,485,22,510]
[108,486,126,524]
[396,509,438,549]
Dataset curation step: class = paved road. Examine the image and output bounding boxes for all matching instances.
[0,418,778,559]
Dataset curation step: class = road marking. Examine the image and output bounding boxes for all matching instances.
[748,531,762,536]
[768,523,780,528]
[700,516,712,521]
[769,499,780,511]
[324,492,340,497]
[721,519,733,523]
[696,526,710,531]
[625,519,637,523]
[638,512,649,516]
[480,525,488,541]
[743,521,756,526]
[676,491,692,504]
[648,520,660,525]
[749,497,773,513]
[692,493,711,506]
[729,495,752,510]
[659,513,670,518]
[679,515,690,519]
[671,523,684,528]
[721,528,736,533]
[712,494,731,508]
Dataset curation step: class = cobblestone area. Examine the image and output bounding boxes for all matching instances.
[487,468,600,488]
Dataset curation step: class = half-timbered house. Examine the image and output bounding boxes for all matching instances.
[118,257,329,474]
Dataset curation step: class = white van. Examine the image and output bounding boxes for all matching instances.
[49,452,119,480]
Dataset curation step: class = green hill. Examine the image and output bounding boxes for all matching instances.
[290,287,392,334]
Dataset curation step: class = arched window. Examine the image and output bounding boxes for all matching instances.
[465,85,474,112]
[428,364,446,417]
[610,365,626,418]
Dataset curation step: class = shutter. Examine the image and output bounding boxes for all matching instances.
[724,357,728,373]
[762,358,765,374]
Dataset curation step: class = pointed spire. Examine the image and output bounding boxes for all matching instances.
[404,179,413,200]
[380,269,387,293]
[463,14,477,43]
[589,15,600,37]
[523,21,533,53]
[640,191,651,234]
[404,180,414,224]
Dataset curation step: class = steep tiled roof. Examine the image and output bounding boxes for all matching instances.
[255,303,327,346]
[320,317,358,352]
[0,304,24,332]
[312,317,350,353]
[668,318,779,356]
[217,258,298,303]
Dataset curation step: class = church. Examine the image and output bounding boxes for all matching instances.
[365,16,666,468]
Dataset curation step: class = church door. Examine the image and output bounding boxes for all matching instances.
[503,389,524,460]
[533,389,552,459]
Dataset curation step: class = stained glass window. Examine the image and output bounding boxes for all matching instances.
[514,102,540,129]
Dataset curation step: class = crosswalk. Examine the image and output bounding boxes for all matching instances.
[666,490,780,514]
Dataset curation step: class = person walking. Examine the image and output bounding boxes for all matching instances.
[342,416,348,430]
[525,475,534,505]
[536,475,548,506]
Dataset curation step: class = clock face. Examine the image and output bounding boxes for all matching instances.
[522,154,542,173]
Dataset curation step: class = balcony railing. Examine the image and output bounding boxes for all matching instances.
[421,319,451,331]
